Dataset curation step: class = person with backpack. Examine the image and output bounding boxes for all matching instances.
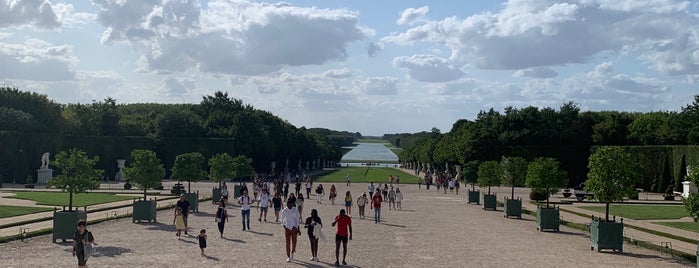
[315,184,325,204]
[215,199,229,238]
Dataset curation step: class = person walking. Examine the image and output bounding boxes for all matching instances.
[176,194,191,234]
[221,182,229,203]
[238,190,255,231]
[395,175,400,186]
[388,187,396,210]
[281,200,301,262]
[174,207,186,239]
[448,178,455,194]
[215,200,229,238]
[272,192,283,222]
[315,184,324,204]
[304,209,323,261]
[346,173,351,186]
[329,184,337,205]
[283,181,290,201]
[295,180,302,197]
[455,179,460,195]
[356,193,368,219]
[395,188,404,210]
[382,184,389,201]
[344,191,353,216]
[305,178,313,199]
[72,220,96,268]
[288,193,297,208]
[296,193,305,221]
[371,191,383,223]
[332,209,352,266]
[198,229,207,256]
[368,182,375,198]
[418,177,423,190]
[258,188,270,222]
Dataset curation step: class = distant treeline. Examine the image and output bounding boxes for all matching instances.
[0,88,360,182]
[384,98,699,192]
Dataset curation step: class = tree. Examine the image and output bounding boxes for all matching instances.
[124,149,165,200]
[683,157,699,221]
[586,147,641,221]
[462,160,481,191]
[209,153,235,186]
[47,149,102,211]
[231,154,254,181]
[172,152,206,193]
[477,161,501,194]
[525,157,568,207]
[501,156,528,199]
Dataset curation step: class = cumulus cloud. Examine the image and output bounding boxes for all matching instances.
[162,77,194,95]
[382,0,699,76]
[322,68,351,79]
[355,77,399,95]
[426,78,478,95]
[513,67,558,78]
[0,0,60,29]
[93,0,368,76]
[367,42,382,57]
[397,6,429,26]
[0,38,76,81]
[393,54,464,82]
[53,3,97,27]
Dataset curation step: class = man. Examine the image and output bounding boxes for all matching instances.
[345,173,351,186]
[258,189,271,222]
[238,190,256,231]
[368,182,375,198]
[305,178,313,199]
[371,191,383,223]
[331,209,352,266]
[176,194,191,234]
[281,200,301,262]
[387,187,396,210]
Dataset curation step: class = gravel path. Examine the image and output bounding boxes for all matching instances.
[1,183,693,268]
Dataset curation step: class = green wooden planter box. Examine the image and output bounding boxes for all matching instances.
[503,197,522,218]
[53,209,87,243]
[184,192,199,212]
[212,187,222,204]
[482,193,497,210]
[590,217,623,253]
[234,185,243,199]
[467,190,480,204]
[132,199,157,223]
[536,206,560,232]
[696,243,699,268]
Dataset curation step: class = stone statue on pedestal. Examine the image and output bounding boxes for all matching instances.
[115,159,126,181]
[37,152,53,184]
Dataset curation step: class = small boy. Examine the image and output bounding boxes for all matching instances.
[198,229,207,256]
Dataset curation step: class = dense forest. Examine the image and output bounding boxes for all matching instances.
[385,97,699,192]
[0,88,358,182]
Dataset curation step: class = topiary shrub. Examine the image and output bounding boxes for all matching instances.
[529,189,548,201]
[124,182,132,190]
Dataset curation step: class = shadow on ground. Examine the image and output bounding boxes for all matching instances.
[93,245,132,257]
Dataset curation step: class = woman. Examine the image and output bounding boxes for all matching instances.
[382,184,389,201]
[221,182,229,203]
[215,199,228,237]
[395,188,404,210]
[304,209,323,261]
[344,191,353,216]
[288,193,297,208]
[296,193,305,221]
[272,192,283,222]
[73,220,96,268]
[174,207,186,239]
[315,184,324,204]
[356,193,368,219]
[329,185,337,205]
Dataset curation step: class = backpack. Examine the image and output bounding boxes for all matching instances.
[316,187,322,194]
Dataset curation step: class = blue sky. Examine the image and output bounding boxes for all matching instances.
[1,0,698,136]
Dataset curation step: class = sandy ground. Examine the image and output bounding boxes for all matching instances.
[1,183,693,268]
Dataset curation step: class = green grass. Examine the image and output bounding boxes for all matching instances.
[355,138,389,143]
[315,167,418,184]
[654,221,699,233]
[578,204,689,220]
[6,192,135,207]
[0,206,53,218]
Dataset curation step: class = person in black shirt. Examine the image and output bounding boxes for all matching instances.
[176,194,191,234]
[73,220,96,268]
[304,209,322,261]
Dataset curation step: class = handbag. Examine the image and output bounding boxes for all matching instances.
[83,231,94,260]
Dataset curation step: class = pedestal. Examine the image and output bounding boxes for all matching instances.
[37,169,53,184]
[682,181,697,198]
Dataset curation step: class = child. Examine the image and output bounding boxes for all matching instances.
[174,207,185,240]
[198,229,207,256]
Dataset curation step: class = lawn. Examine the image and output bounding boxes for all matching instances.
[0,205,54,219]
[6,192,135,207]
[315,167,418,184]
[654,221,699,233]
[578,204,689,220]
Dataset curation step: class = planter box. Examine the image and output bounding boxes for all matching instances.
[234,185,243,198]
[184,192,199,212]
[536,206,560,232]
[503,197,522,218]
[562,191,572,198]
[53,209,87,243]
[482,193,497,211]
[25,184,35,189]
[467,190,480,204]
[590,217,623,253]
[132,199,157,223]
[212,187,222,204]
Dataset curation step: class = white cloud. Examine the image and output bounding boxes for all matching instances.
[53,3,97,27]
[355,77,399,95]
[393,54,464,82]
[426,78,478,95]
[513,67,558,78]
[93,0,368,76]
[397,6,429,26]
[0,0,60,29]
[367,42,382,57]
[162,77,194,95]
[0,38,76,81]
[322,68,351,79]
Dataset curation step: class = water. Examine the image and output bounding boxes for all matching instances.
[340,143,399,164]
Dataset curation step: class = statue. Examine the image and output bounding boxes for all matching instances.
[40,152,50,169]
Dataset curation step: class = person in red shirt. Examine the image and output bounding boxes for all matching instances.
[371,191,383,224]
[332,209,352,266]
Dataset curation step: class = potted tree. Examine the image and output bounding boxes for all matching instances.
[208,153,235,203]
[586,147,640,253]
[526,157,568,232]
[477,161,501,211]
[46,149,101,242]
[124,149,165,223]
[464,161,481,205]
[231,154,254,198]
[172,152,206,212]
[501,156,527,219]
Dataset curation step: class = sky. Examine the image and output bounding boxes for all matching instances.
[1,0,699,136]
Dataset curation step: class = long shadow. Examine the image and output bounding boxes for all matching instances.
[598,251,662,260]
[178,239,197,245]
[295,260,362,268]
[247,230,274,236]
[93,245,132,258]
[143,222,174,232]
[203,254,220,261]
[381,222,406,228]
[193,211,216,217]
[547,230,589,238]
[222,237,246,243]
[506,217,534,222]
